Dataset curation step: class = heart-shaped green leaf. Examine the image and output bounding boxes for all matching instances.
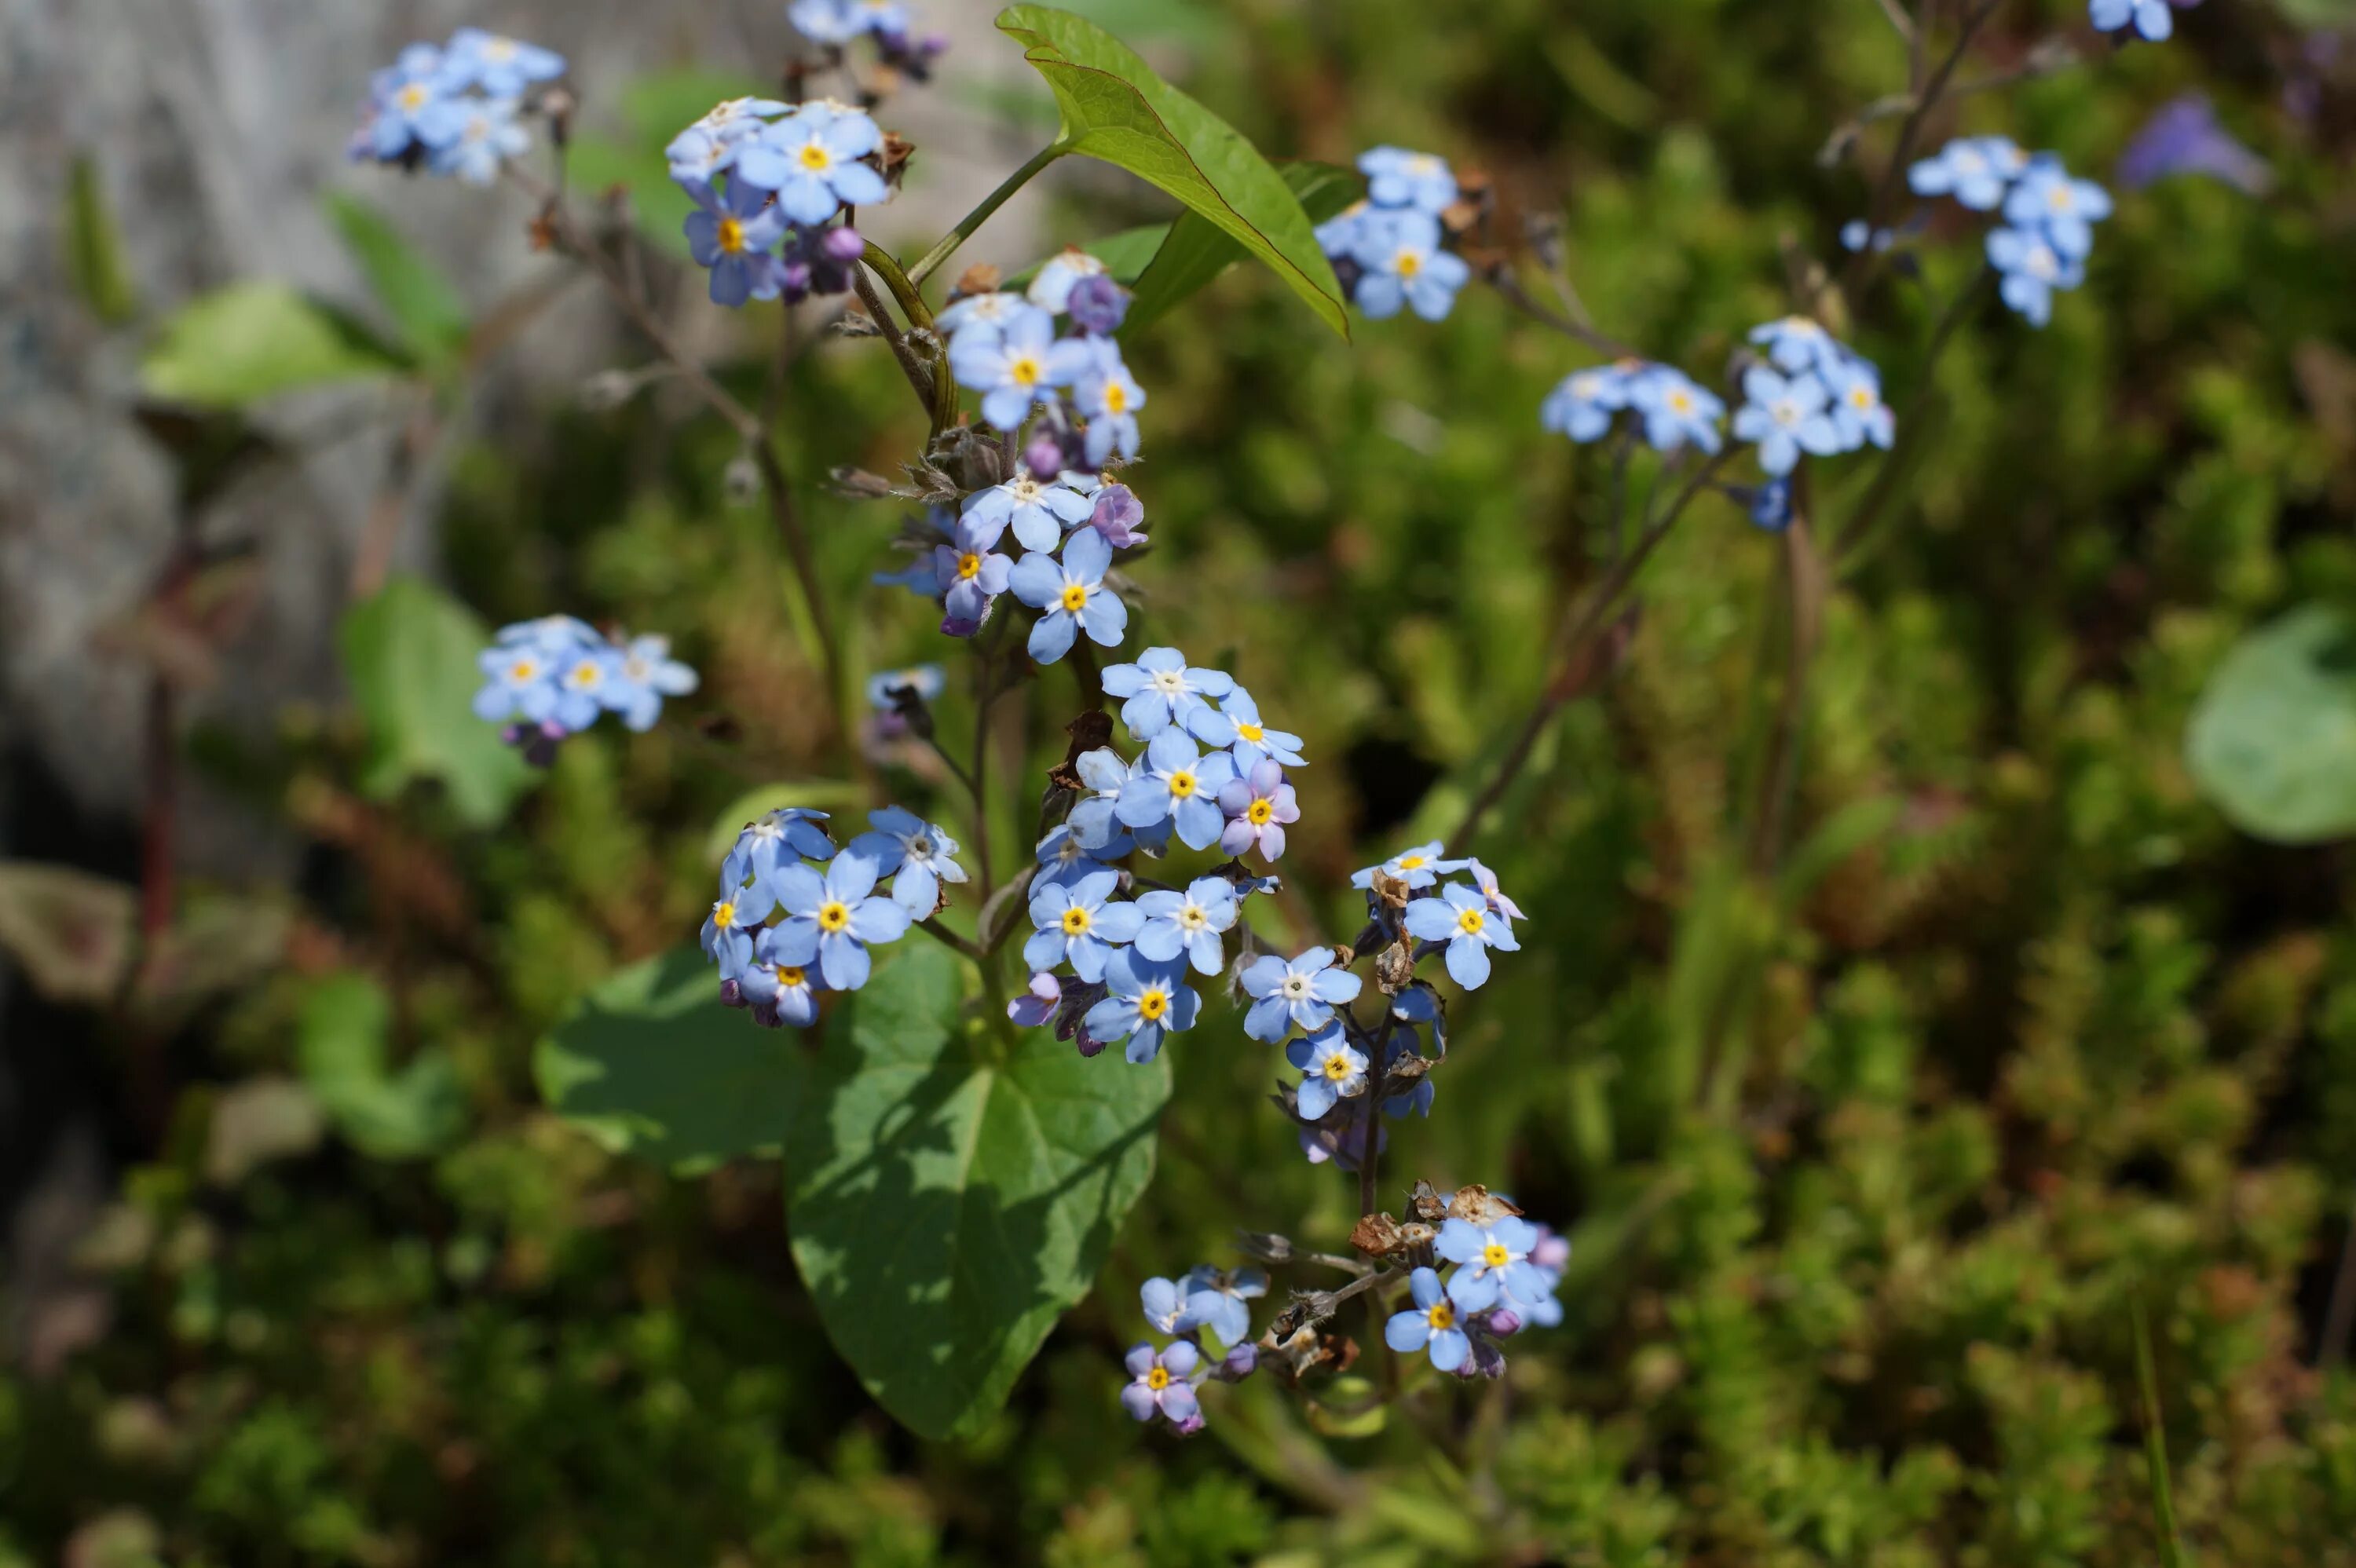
[784,941,1170,1439]
[994,5,1346,338]
[323,192,471,364]
[2186,603,2356,843]
[339,578,536,828]
[141,281,409,408]
[1125,161,1359,334]
[537,945,801,1171]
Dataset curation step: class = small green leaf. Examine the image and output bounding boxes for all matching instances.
[2186,604,2356,843]
[994,5,1346,338]
[298,974,466,1160]
[784,941,1170,1439]
[338,578,536,828]
[64,155,138,326]
[322,192,471,362]
[1125,162,1358,334]
[536,946,799,1171]
[141,282,409,409]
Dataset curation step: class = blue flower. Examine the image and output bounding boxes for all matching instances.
[1629,367,1727,455]
[665,126,737,186]
[545,642,625,732]
[963,473,1094,554]
[744,936,826,1029]
[1120,1340,1200,1424]
[1314,200,1370,261]
[1008,971,1062,1029]
[1466,858,1525,923]
[1539,361,1634,442]
[1102,647,1236,744]
[2091,0,2174,40]
[1179,1266,1267,1347]
[951,308,1068,433]
[931,517,1014,629]
[473,640,565,725]
[1066,275,1132,336]
[1133,875,1238,977]
[1349,209,1469,321]
[723,807,836,887]
[734,107,889,225]
[1403,881,1520,989]
[1747,316,1843,376]
[1824,360,1894,453]
[1350,842,1466,892]
[1384,1266,1471,1372]
[1075,356,1147,466]
[1141,1274,1218,1336]
[1025,868,1144,983]
[1732,366,1841,477]
[495,614,601,654]
[1034,824,1121,890]
[1288,1023,1369,1120]
[691,96,791,144]
[361,46,466,162]
[1359,146,1459,215]
[866,663,945,710]
[442,27,566,96]
[1908,135,2029,211]
[1435,1215,1549,1311]
[763,852,913,989]
[1238,948,1361,1044]
[787,0,860,42]
[606,635,699,731]
[1027,247,1110,313]
[1987,224,2084,327]
[1115,732,1237,852]
[2002,158,2113,260]
[849,806,968,916]
[937,291,1051,338]
[2119,94,2272,196]
[1218,758,1298,861]
[1748,477,1794,532]
[430,97,529,185]
[1008,527,1127,664]
[1841,220,1895,254]
[1068,748,1139,852]
[684,177,787,306]
[1218,687,1304,772]
[701,872,776,981]
[1083,948,1201,1065]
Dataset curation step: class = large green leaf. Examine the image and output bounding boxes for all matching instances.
[784,941,1170,1439]
[2186,603,2356,843]
[141,282,409,408]
[323,192,471,362]
[297,974,466,1160]
[1125,161,1359,334]
[994,5,1346,338]
[338,578,536,828]
[536,946,800,1171]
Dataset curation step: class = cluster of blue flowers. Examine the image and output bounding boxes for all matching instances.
[666,98,889,306]
[946,258,1149,465]
[788,0,948,79]
[1542,359,1726,457]
[1385,1201,1568,1377]
[472,616,699,760]
[1315,148,1474,322]
[1909,137,2113,328]
[1122,1266,1264,1433]
[349,28,565,185]
[702,803,965,1026]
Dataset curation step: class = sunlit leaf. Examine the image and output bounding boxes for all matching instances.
[323,192,471,362]
[141,282,409,408]
[339,578,536,828]
[1125,161,1359,334]
[2186,603,2356,843]
[298,973,466,1160]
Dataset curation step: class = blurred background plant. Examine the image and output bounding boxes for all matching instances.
[11,0,2356,1563]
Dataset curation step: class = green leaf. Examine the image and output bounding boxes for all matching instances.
[994,5,1346,338]
[322,192,470,362]
[1125,161,1358,334]
[64,155,138,326]
[338,577,536,828]
[141,282,409,408]
[297,974,466,1160]
[784,942,1170,1439]
[536,946,800,1171]
[2185,604,2356,843]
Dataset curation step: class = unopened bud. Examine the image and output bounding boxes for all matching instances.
[723,455,761,505]
[825,224,867,262]
[1486,1308,1524,1337]
[579,368,636,411]
[1024,434,1066,481]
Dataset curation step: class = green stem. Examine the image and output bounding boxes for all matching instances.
[905,144,1068,288]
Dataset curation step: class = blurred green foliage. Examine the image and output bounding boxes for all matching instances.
[14,0,2356,1563]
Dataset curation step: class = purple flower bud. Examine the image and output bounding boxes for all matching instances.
[1008,971,1060,1028]
[1486,1309,1524,1337]
[1169,1412,1205,1436]
[824,224,868,262]
[1088,484,1147,549]
[749,1000,784,1029]
[718,978,748,1010]
[1024,434,1066,481]
[940,611,982,638]
[1218,1343,1258,1381]
[1066,274,1132,335]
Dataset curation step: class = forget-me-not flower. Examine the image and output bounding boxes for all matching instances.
[1908,135,2029,211]
[1385,1266,1472,1372]
[1465,858,1525,923]
[1133,875,1238,976]
[1084,948,1201,1064]
[1115,731,1237,851]
[2003,158,2113,260]
[849,806,968,916]
[2091,0,2174,41]
[473,641,564,725]
[952,308,1069,433]
[1823,359,1894,452]
[442,27,566,96]
[1218,687,1304,772]
[685,177,786,306]
[1067,748,1136,853]
[1141,1275,1217,1336]
[1120,1341,1199,1424]
[1034,824,1120,890]
[431,97,529,185]
[602,634,698,731]
[1351,842,1465,891]
[931,517,1013,630]
[1028,247,1110,313]
[745,937,826,1029]
[1350,209,1469,321]
[1102,647,1236,744]
[1025,868,1143,982]
[1436,1214,1549,1311]
[964,473,1094,555]
[701,871,776,981]
[1179,1266,1267,1347]
[1075,356,1147,466]
[1008,526,1127,663]
[937,290,1048,338]
[1748,316,1843,376]
[1360,147,1458,214]
[1290,1024,1370,1120]
[1732,366,1841,477]
[1239,947,1361,1044]
[1987,225,2083,327]
[1218,758,1298,861]
[1540,362,1633,443]
[764,852,913,989]
[723,807,835,887]
[1630,367,1727,455]
[1404,881,1520,989]
[734,107,889,225]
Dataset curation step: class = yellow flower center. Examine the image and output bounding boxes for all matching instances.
[483,37,518,60]
[1059,583,1089,613]
[2047,185,2072,211]
[1008,355,1042,387]
[1138,989,1169,1022]
[777,967,805,988]
[1782,314,1816,334]
[1397,855,1426,872]
[1060,906,1092,937]
[1246,799,1274,826]
[1103,382,1129,414]
[1167,771,1197,800]
[1145,1365,1171,1391]
[1667,389,1694,413]
[1457,908,1487,937]
[569,661,602,689]
[1236,722,1264,742]
[1849,386,1875,409]
[717,217,746,254]
[957,552,982,579]
[714,901,737,928]
[799,142,834,172]
[509,658,538,682]
[1427,1300,1455,1331]
[1323,1054,1352,1081]
[1179,905,1208,930]
[1482,1241,1510,1269]
[818,901,851,934]
[1395,249,1423,279]
[398,84,429,111]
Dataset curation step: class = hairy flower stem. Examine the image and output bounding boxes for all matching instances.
[1480,268,1641,360]
[905,142,1068,287]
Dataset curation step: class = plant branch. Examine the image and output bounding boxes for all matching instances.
[906,143,1068,287]
[1839,0,2004,298]
[1480,266,1641,360]
[916,917,985,963]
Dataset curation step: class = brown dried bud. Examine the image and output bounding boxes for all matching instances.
[1447,1183,1523,1227]
[1368,868,1412,913]
[1385,1051,1431,1087]
[827,466,902,500]
[950,263,1004,302]
[1407,1181,1448,1224]
[1348,1212,1405,1259]
[879,130,915,184]
[1374,938,1415,996]
[1048,710,1117,791]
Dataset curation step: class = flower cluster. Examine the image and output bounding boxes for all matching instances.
[1909,137,2113,328]
[472,616,698,762]
[1542,358,1726,456]
[788,0,948,79]
[1385,1197,1568,1377]
[1122,1266,1263,1433]
[1315,147,1473,322]
[1008,651,1304,1062]
[703,804,964,1025]
[946,256,1148,466]
[667,98,890,305]
[2091,0,2182,44]
[1733,319,1894,477]
[349,28,566,185]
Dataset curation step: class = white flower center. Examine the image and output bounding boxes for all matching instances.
[1151,668,1186,696]
[1282,974,1309,1000]
[1178,903,1208,931]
